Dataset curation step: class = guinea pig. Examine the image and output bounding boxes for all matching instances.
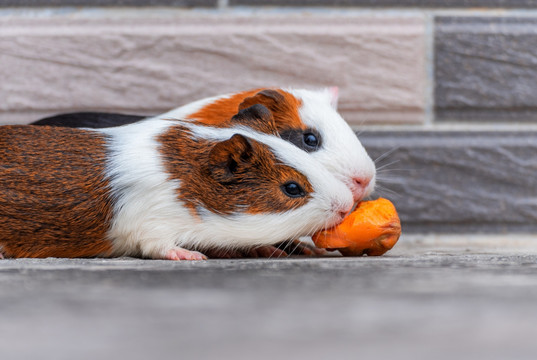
[0,104,354,260]
[31,88,376,203]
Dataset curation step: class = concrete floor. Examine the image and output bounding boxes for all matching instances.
[2,235,537,360]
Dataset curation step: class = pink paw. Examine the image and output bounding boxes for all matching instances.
[0,252,3,260]
[164,248,207,261]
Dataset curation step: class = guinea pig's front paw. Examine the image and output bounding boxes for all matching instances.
[275,239,327,256]
[202,248,245,259]
[201,242,324,259]
[164,247,208,261]
[204,246,287,259]
[0,252,4,260]
[246,245,288,258]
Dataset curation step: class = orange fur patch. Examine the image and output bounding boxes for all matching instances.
[0,126,114,258]
[186,88,305,132]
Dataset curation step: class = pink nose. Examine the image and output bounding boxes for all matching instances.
[350,177,371,202]
[353,177,370,188]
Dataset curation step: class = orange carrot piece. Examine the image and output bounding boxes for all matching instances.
[312,198,401,256]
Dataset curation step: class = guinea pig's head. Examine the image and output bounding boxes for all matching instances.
[170,108,354,250]
[238,88,376,203]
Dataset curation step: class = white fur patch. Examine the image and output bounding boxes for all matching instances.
[287,88,377,199]
[98,120,193,258]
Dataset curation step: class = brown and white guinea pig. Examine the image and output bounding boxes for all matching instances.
[0,105,354,260]
[32,88,376,203]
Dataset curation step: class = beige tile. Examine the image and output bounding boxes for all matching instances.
[0,15,426,125]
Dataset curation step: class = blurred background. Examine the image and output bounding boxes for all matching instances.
[2,2,537,233]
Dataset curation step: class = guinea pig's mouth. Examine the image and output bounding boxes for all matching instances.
[323,201,358,231]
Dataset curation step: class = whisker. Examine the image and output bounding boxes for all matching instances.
[376,168,411,174]
[354,119,368,137]
[376,160,400,172]
[281,238,296,258]
[374,146,400,164]
[374,184,400,198]
[267,246,279,259]
[287,240,303,257]
[376,177,403,184]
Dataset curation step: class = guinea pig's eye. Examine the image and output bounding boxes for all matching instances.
[281,181,306,198]
[303,133,319,148]
[280,128,322,153]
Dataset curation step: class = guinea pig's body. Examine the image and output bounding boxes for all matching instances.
[0,106,354,260]
[0,125,114,258]
[32,111,146,129]
[32,88,376,203]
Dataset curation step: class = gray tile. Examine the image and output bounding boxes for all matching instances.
[435,17,537,122]
[360,130,537,233]
[0,0,216,6]
[231,0,537,7]
[3,255,537,360]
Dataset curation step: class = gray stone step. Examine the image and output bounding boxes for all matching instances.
[360,130,537,233]
[3,255,537,360]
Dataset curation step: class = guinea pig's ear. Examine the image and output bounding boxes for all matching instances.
[238,89,284,112]
[229,103,278,135]
[208,134,254,183]
[324,86,339,110]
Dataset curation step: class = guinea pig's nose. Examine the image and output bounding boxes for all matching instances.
[350,176,371,202]
[353,176,370,188]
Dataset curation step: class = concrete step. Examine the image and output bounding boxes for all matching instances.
[3,253,537,360]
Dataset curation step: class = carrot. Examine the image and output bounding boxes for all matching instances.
[312,198,401,256]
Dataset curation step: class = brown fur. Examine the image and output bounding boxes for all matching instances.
[187,89,305,132]
[227,104,279,136]
[0,125,114,258]
[158,124,313,216]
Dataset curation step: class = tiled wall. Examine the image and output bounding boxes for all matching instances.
[0,15,426,125]
[3,2,537,233]
[435,17,537,123]
[5,3,537,127]
[6,3,537,127]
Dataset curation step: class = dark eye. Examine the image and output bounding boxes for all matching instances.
[280,129,322,153]
[303,133,319,148]
[281,181,306,198]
